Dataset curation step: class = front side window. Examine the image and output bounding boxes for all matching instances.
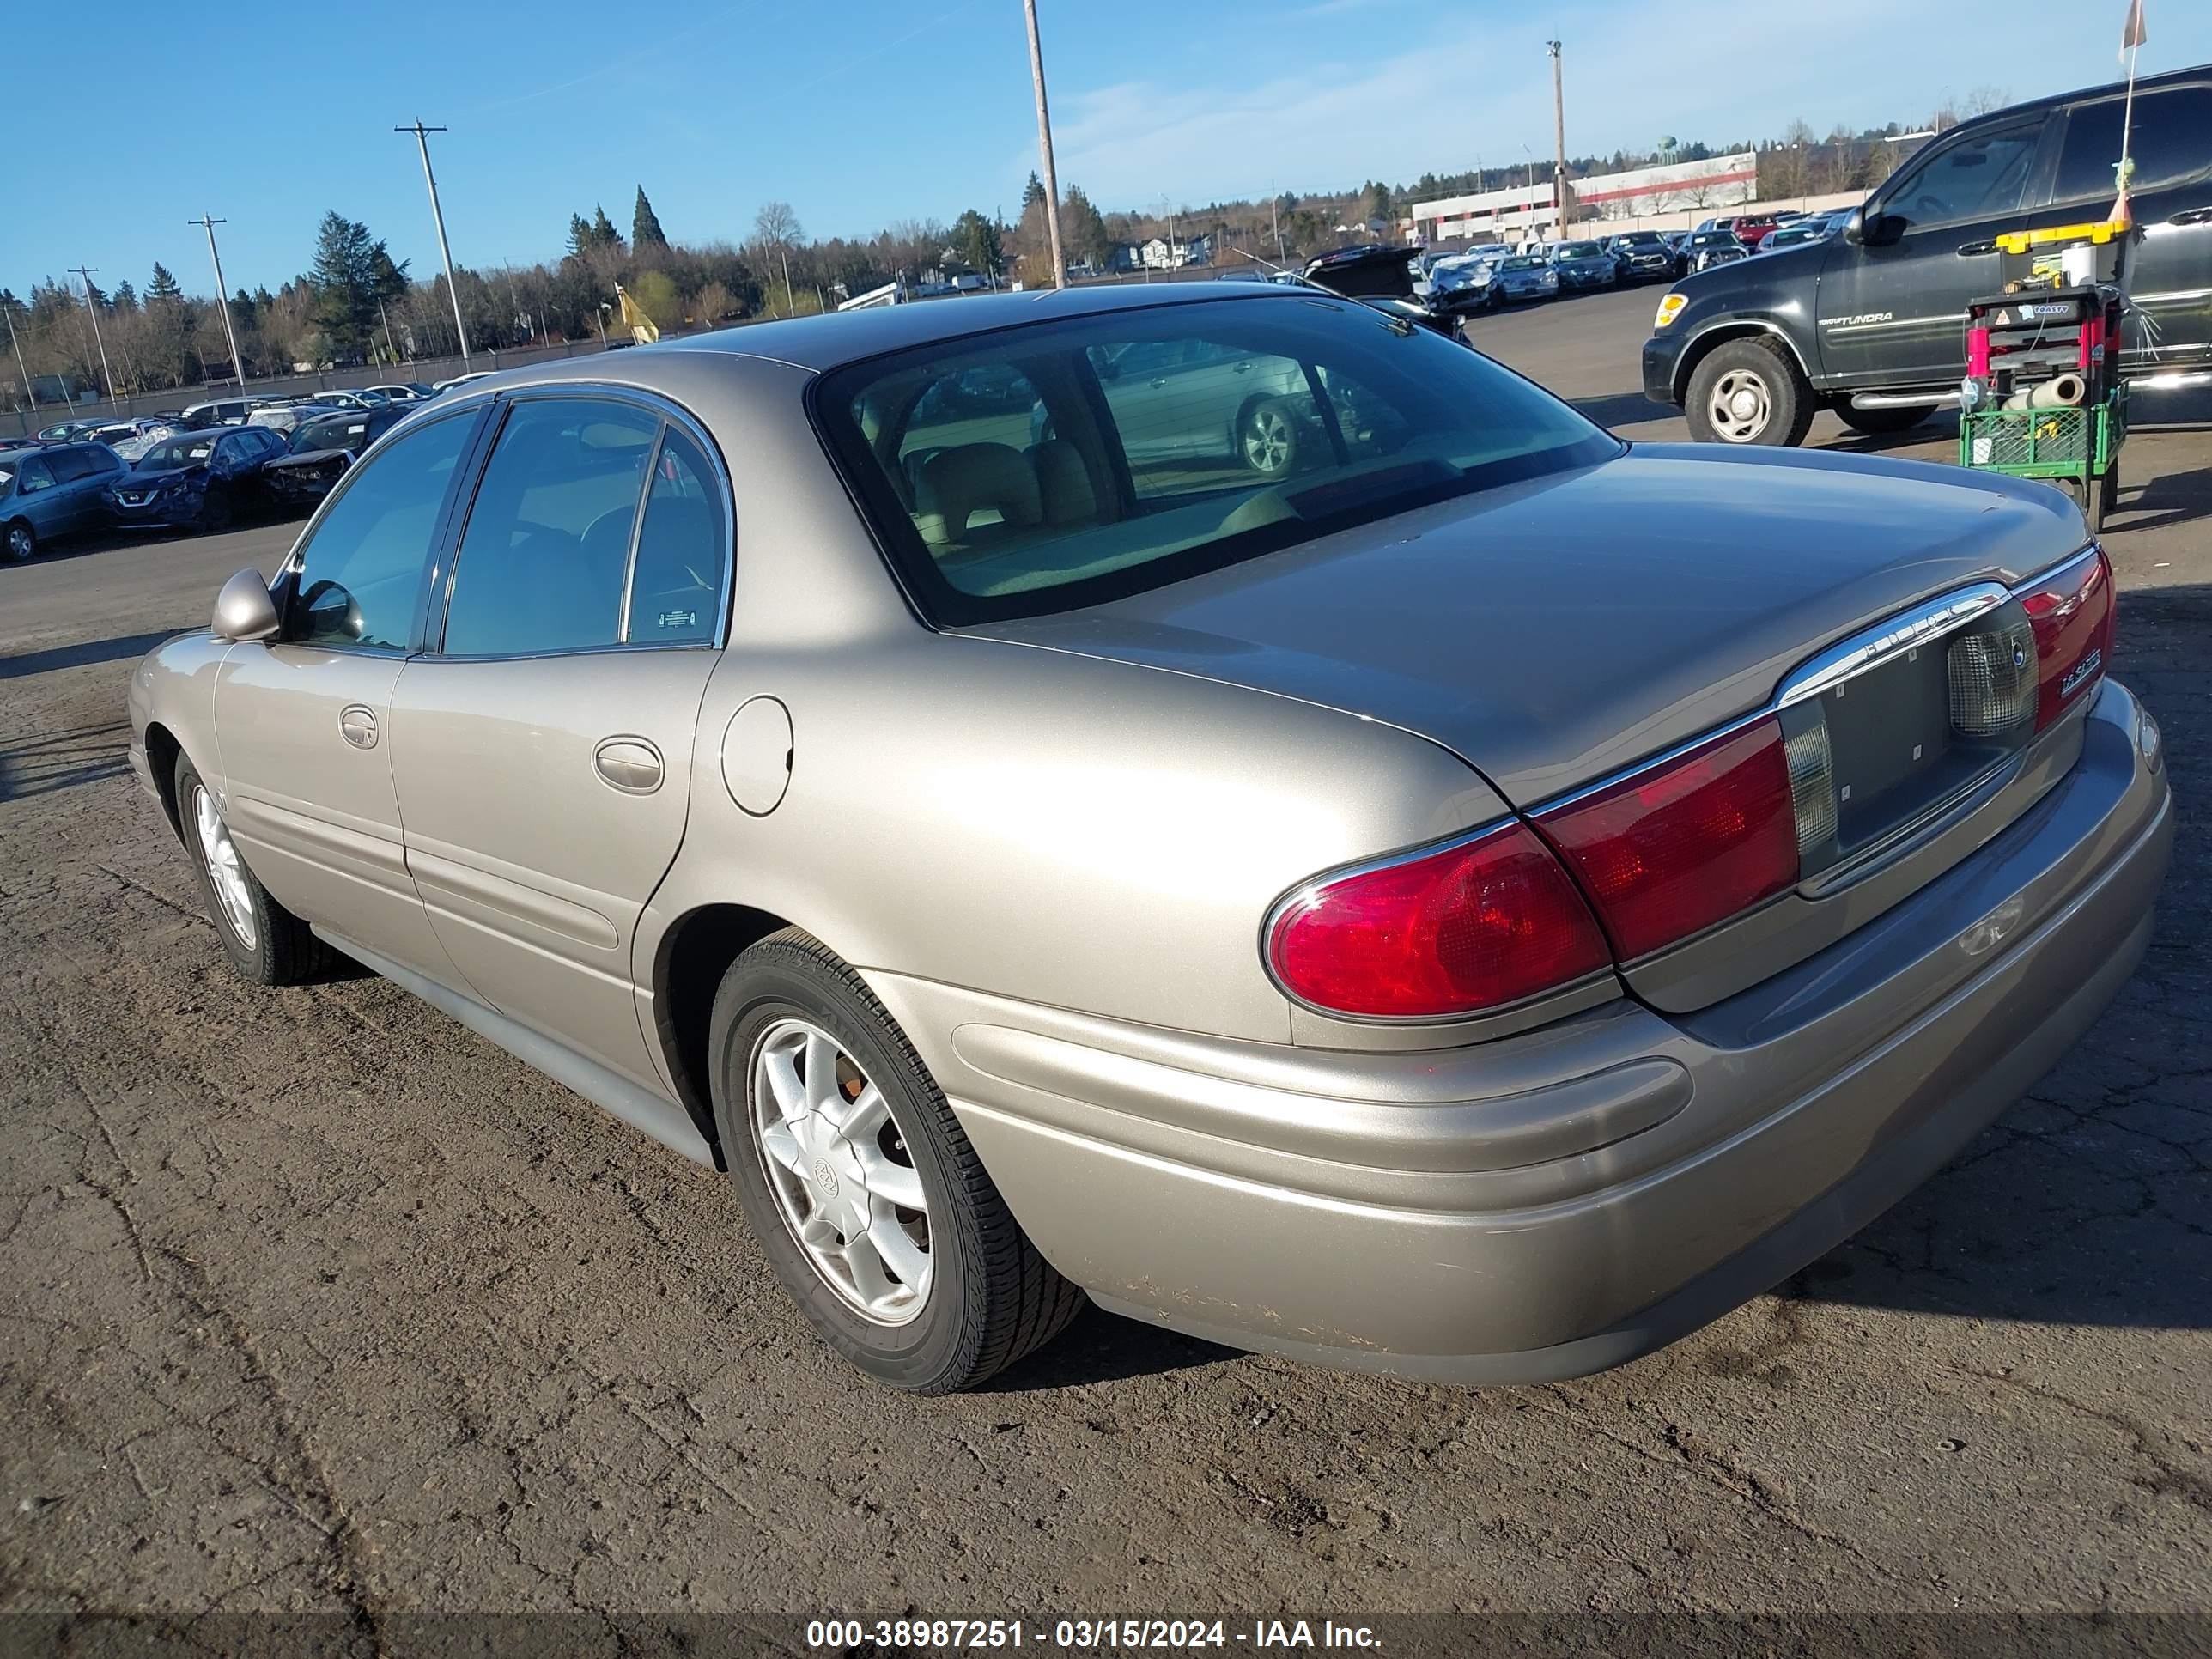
[1878,121,2044,230]
[440,398,659,658]
[288,411,476,652]
[2052,87,2212,202]
[15,457,55,493]
[817,295,1619,624]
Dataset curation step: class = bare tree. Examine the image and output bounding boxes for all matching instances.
[753,203,803,315]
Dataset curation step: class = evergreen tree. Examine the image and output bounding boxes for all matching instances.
[147,263,184,302]
[1022,171,1047,211]
[568,213,594,257]
[590,204,624,251]
[632,186,668,249]
[113,280,139,313]
[951,209,1003,276]
[309,210,380,353]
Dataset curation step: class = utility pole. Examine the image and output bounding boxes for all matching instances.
[4,301,35,411]
[67,265,116,406]
[1021,0,1066,288]
[188,215,246,387]
[1547,41,1571,236]
[1270,179,1284,260]
[397,121,471,368]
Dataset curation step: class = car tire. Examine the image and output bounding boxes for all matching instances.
[173,754,334,986]
[1685,337,1814,447]
[708,927,1084,1394]
[1833,402,1929,436]
[3,519,33,562]
[1237,398,1302,477]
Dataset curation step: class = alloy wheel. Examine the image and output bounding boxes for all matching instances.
[4,522,31,562]
[1708,368,1774,443]
[191,784,258,950]
[750,1017,931,1325]
[1242,405,1295,475]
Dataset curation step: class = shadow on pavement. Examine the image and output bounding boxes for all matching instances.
[0,630,182,682]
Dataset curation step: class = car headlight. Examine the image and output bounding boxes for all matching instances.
[1654,292,1687,329]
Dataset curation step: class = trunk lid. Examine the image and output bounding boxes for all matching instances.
[965,444,2091,806]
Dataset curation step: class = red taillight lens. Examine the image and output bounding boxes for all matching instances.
[2018,549,2113,730]
[1534,718,1798,961]
[1268,823,1610,1018]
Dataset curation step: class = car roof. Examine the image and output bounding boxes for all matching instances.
[484,283,1323,381]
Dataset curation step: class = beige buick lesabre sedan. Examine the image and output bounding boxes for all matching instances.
[128,284,2171,1392]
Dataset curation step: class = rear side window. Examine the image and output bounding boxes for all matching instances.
[289,412,476,653]
[2053,86,2212,202]
[817,295,1619,624]
[440,398,659,658]
[1881,121,2044,229]
[46,448,97,483]
[625,428,726,645]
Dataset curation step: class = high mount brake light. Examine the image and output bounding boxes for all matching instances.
[1267,823,1610,1019]
[1534,719,1799,962]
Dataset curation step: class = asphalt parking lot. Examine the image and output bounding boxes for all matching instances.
[2,287,2207,1641]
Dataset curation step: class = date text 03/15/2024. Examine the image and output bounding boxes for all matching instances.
[803,1619,1382,1649]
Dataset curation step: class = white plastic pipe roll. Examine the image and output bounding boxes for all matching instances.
[2000,374,2086,410]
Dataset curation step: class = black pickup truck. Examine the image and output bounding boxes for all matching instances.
[1643,64,2212,445]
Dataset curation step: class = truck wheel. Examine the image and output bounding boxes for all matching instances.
[1834,403,1929,436]
[1685,337,1814,447]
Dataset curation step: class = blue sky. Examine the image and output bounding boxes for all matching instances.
[7,0,2208,296]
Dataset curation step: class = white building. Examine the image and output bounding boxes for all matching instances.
[1407,152,1759,244]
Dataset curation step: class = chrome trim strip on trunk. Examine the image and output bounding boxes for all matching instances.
[1778,583,2013,706]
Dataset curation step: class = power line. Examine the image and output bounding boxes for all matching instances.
[398,122,471,368]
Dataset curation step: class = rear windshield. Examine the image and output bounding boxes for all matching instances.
[141,435,218,468]
[815,295,1619,624]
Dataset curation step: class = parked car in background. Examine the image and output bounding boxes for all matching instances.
[106,425,287,534]
[82,418,178,462]
[177,395,264,429]
[35,419,103,444]
[1679,229,1749,274]
[364,382,434,403]
[1547,240,1620,292]
[1426,254,1502,315]
[131,283,2171,1396]
[1646,62,2212,446]
[1,440,125,561]
[1601,230,1675,283]
[261,406,407,513]
[1731,216,1781,249]
[246,399,350,434]
[1757,222,1830,252]
[1490,253,1559,302]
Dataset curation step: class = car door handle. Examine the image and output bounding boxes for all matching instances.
[2170,207,2212,227]
[592,736,664,794]
[338,705,379,750]
[1955,240,1997,257]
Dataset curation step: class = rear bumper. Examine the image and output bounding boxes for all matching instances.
[878,679,2171,1382]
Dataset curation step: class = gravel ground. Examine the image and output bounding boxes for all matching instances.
[1,290,2206,1650]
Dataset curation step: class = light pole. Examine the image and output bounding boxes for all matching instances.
[188,215,246,386]
[1547,40,1570,234]
[1021,0,1066,288]
[66,265,116,406]
[398,121,471,368]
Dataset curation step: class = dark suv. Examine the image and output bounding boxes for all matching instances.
[1644,64,2212,444]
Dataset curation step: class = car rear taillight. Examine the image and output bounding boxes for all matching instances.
[1267,823,1610,1018]
[2017,549,2114,730]
[1533,720,1798,961]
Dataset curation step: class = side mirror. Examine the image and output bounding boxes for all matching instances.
[212,568,281,643]
[1841,207,1866,246]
